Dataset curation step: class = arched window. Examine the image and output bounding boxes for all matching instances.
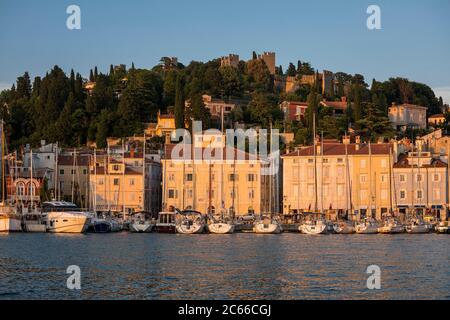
[28,182,36,196]
[17,182,25,196]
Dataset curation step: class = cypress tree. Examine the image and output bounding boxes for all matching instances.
[174,74,185,129]
[89,69,94,82]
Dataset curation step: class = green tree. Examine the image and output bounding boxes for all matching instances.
[174,74,185,129]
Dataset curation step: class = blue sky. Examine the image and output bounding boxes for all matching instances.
[1,0,449,102]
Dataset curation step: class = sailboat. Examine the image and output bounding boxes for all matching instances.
[377,217,405,234]
[253,214,282,234]
[0,120,22,232]
[208,212,235,234]
[405,217,431,233]
[355,218,379,234]
[175,209,206,234]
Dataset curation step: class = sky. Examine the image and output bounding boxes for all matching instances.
[0,0,449,103]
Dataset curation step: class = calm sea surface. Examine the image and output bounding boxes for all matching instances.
[0,233,448,300]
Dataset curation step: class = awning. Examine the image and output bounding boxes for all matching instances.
[431,205,443,209]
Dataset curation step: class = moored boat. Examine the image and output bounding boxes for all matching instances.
[299,213,327,234]
[22,211,46,232]
[377,218,404,234]
[333,220,355,234]
[0,204,22,233]
[253,215,282,234]
[405,218,431,234]
[42,201,91,233]
[436,221,450,234]
[208,214,234,234]
[155,211,176,233]
[355,218,379,234]
[129,212,154,233]
[176,210,206,234]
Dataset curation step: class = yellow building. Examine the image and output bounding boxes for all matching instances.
[161,140,270,216]
[145,112,176,141]
[282,138,393,220]
[89,150,162,216]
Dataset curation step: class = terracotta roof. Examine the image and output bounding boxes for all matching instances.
[283,143,391,157]
[320,100,347,110]
[90,167,143,175]
[393,153,447,168]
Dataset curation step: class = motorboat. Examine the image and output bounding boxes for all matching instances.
[333,220,355,234]
[155,212,176,233]
[436,221,450,234]
[42,201,91,233]
[175,210,206,234]
[377,218,404,234]
[355,218,379,234]
[299,213,327,234]
[253,214,282,234]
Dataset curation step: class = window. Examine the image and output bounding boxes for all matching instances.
[98,178,104,185]
[207,189,215,198]
[29,183,36,196]
[360,174,367,183]
[381,174,387,183]
[337,167,344,178]
[17,183,25,196]
[248,189,255,199]
[416,190,423,199]
[59,169,64,175]
[337,158,343,163]
[168,189,177,199]
[187,189,193,199]
[399,174,406,182]
[308,159,314,163]
[113,165,119,171]
[323,158,328,163]
[247,173,256,182]
[416,174,423,182]
[168,174,175,181]
[71,169,76,175]
[83,169,87,175]
[113,178,119,186]
[433,173,440,182]
[381,159,387,168]
[323,166,330,178]
[129,179,135,186]
[186,173,193,182]
[229,174,238,181]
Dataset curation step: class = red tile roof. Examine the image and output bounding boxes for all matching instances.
[162,144,260,161]
[393,153,447,168]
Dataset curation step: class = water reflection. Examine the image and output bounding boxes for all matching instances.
[0,233,448,299]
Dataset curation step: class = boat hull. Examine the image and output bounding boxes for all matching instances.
[333,222,355,234]
[300,224,327,234]
[155,224,176,233]
[92,221,111,233]
[176,223,205,234]
[406,225,430,233]
[254,222,282,234]
[208,223,234,234]
[46,214,90,233]
[378,226,404,234]
[0,217,22,232]
[129,222,153,233]
[355,225,378,234]
[22,222,47,233]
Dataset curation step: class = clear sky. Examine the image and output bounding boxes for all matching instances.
[1,0,449,102]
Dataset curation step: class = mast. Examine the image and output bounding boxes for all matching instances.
[122,139,125,219]
[107,141,110,212]
[54,142,58,201]
[142,134,146,213]
[1,120,4,204]
[320,130,324,213]
[313,112,318,212]
[94,149,97,213]
[368,141,372,218]
[30,148,33,210]
[344,133,351,216]
[71,148,76,203]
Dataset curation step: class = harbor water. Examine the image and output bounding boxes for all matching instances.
[0,233,449,300]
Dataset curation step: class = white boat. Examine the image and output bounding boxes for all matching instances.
[253,215,282,234]
[0,204,22,232]
[333,220,355,234]
[129,212,154,233]
[355,218,379,234]
[436,221,450,234]
[176,210,205,234]
[42,201,91,233]
[299,213,327,234]
[22,211,47,232]
[405,218,431,234]
[208,214,234,234]
[377,218,404,234]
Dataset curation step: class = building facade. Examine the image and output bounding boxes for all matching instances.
[282,139,393,220]
[388,103,427,130]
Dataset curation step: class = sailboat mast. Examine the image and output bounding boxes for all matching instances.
[55,142,58,201]
[71,148,76,203]
[142,134,146,212]
[321,131,324,213]
[313,112,318,212]
[1,120,4,204]
[30,149,33,210]
[122,139,125,219]
[368,141,372,218]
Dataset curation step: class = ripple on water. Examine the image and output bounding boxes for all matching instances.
[0,233,448,299]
